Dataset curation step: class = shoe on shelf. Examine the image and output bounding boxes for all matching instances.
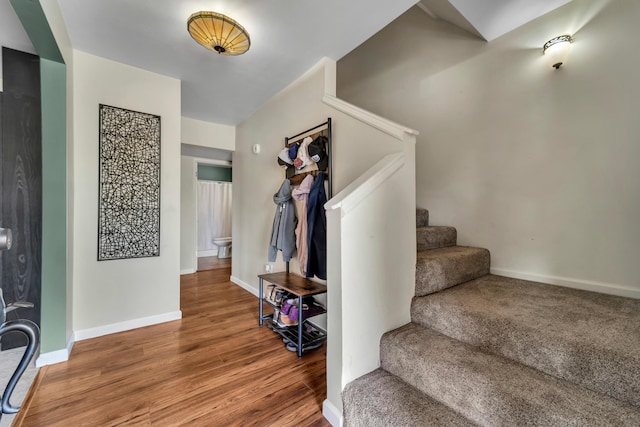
[278,313,298,326]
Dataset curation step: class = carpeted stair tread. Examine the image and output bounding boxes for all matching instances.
[411,274,640,407]
[342,368,475,427]
[415,246,489,296]
[416,208,429,228]
[381,323,640,426]
[417,226,457,251]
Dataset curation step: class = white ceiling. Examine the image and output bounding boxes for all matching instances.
[2,0,572,125]
[0,2,34,52]
[56,0,418,125]
[0,0,36,76]
[432,0,573,42]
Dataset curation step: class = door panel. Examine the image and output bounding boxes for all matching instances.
[1,47,42,350]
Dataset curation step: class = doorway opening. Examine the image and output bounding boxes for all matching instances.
[195,160,232,272]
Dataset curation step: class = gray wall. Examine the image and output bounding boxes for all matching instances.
[338,0,640,297]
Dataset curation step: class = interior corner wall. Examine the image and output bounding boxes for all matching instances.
[337,0,640,296]
[233,66,327,286]
[181,116,235,151]
[234,61,408,291]
[72,50,181,333]
[179,117,235,274]
[15,0,74,355]
[180,155,197,274]
[40,57,67,353]
[234,59,417,417]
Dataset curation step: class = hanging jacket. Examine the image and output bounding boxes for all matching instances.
[292,175,314,276]
[268,179,297,262]
[306,172,327,279]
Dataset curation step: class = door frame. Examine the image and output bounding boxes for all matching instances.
[192,158,231,268]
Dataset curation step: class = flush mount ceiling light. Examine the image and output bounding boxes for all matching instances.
[543,35,573,69]
[187,11,251,56]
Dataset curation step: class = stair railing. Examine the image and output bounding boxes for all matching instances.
[324,150,416,417]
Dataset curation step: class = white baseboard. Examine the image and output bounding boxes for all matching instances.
[323,399,343,427]
[180,268,196,275]
[491,268,640,299]
[36,335,74,367]
[230,275,259,297]
[74,310,183,341]
[198,249,218,257]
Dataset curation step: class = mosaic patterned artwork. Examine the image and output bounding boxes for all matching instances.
[98,104,161,260]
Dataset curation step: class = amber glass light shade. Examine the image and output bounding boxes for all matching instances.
[187,11,251,56]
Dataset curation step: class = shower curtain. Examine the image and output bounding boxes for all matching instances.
[197,181,232,254]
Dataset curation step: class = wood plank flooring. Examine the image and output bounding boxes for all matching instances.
[197,256,231,272]
[20,267,329,426]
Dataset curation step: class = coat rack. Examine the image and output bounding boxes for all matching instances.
[283,118,332,273]
[284,118,332,199]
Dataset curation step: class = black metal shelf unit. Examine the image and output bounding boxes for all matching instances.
[258,272,327,357]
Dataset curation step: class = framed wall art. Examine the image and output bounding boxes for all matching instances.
[98,104,161,261]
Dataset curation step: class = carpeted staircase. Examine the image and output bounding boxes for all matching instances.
[343,209,640,426]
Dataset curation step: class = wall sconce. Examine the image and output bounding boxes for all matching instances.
[543,35,573,69]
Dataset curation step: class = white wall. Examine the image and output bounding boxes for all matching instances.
[180,156,197,274]
[233,59,410,288]
[234,58,417,424]
[182,116,235,151]
[233,63,330,287]
[337,164,414,376]
[325,147,416,423]
[179,117,235,274]
[338,0,640,298]
[72,50,181,335]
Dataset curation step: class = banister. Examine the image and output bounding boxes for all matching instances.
[325,152,405,216]
[322,95,418,142]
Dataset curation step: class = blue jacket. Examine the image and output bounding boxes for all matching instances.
[306,172,327,279]
[268,180,297,262]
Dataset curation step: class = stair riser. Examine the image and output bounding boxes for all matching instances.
[345,208,640,427]
[416,209,429,228]
[417,227,456,251]
[415,248,489,296]
[380,325,640,426]
[343,369,474,427]
[411,276,640,407]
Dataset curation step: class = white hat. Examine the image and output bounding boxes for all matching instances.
[294,137,314,170]
[278,147,293,165]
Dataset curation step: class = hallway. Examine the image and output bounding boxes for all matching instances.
[18,267,328,426]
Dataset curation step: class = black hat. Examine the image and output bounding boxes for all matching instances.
[307,136,328,171]
[277,157,295,179]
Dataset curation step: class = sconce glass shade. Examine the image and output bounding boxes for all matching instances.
[543,35,573,69]
[187,11,251,56]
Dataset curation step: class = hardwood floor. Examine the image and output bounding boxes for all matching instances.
[197,256,231,272]
[20,267,329,426]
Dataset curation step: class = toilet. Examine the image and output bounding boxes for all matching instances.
[213,237,232,259]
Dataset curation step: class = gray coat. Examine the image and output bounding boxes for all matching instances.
[268,179,297,262]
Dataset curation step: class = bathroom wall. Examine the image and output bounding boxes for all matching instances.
[197,164,232,182]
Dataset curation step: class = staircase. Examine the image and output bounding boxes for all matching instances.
[342,209,640,426]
